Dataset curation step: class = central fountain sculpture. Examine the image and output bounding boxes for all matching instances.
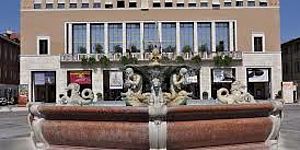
[27,48,283,150]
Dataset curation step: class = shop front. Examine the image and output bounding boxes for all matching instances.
[247,68,271,100]
[67,70,93,95]
[211,68,236,99]
[31,71,56,103]
[103,70,124,101]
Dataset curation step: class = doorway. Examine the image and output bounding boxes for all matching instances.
[32,71,56,103]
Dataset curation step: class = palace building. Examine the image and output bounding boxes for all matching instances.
[21,0,281,103]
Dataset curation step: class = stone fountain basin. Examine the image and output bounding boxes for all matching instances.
[29,103,277,149]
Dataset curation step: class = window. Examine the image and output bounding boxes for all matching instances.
[253,37,263,52]
[72,24,87,54]
[129,2,137,8]
[188,3,197,7]
[69,3,77,8]
[165,2,173,7]
[117,0,125,8]
[247,1,255,6]
[126,23,140,53]
[93,2,101,8]
[34,0,42,9]
[153,2,161,7]
[224,2,231,7]
[198,23,211,52]
[236,1,243,7]
[105,4,113,8]
[252,33,265,52]
[37,37,50,55]
[81,3,89,8]
[58,3,65,9]
[177,3,184,7]
[259,1,268,6]
[200,2,208,7]
[108,23,123,53]
[90,24,104,54]
[180,23,194,53]
[216,22,230,51]
[45,0,54,8]
[162,23,176,53]
[144,23,158,52]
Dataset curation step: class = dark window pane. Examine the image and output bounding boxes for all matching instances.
[248,1,255,7]
[39,40,48,55]
[153,3,161,7]
[165,2,173,7]
[58,3,65,8]
[129,2,137,7]
[177,3,184,7]
[259,2,268,6]
[117,1,125,8]
[188,3,197,7]
[34,4,42,9]
[200,2,208,7]
[93,3,101,8]
[254,37,263,52]
[105,4,113,8]
[224,2,231,7]
[69,3,77,8]
[81,3,89,8]
[46,4,53,9]
[236,1,243,7]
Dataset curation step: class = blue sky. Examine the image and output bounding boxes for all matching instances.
[0,0,299,43]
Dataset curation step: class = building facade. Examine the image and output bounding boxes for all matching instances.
[21,0,281,103]
[0,32,20,100]
[282,38,300,101]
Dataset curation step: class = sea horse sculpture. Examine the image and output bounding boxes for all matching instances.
[217,81,256,104]
[59,83,94,105]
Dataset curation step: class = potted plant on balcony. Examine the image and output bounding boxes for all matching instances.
[213,54,232,67]
[120,56,129,65]
[199,44,208,58]
[95,44,104,54]
[99,55,110,68]
[182,45,192,59]
[216,41,225,52]
[175,56,185,64]
[191,55,202,65]
[114,45,123,60]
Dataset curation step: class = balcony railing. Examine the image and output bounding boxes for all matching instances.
[60,51,243,62]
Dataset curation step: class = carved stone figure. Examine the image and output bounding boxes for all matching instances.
[217,81,256,104]
[150,48,161,65]
[122,68,148,106]
[164,68,192,106]
[59,83,94,105]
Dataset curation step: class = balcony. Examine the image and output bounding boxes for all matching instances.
[60,51,243,62]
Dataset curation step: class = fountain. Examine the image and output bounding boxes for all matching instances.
[28,48,283,149]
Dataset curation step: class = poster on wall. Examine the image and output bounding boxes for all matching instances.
[69,71,91,84]
[34,73,45,85]
[109,71,123,90]
[213,69,235,83]
[248,69,269,82]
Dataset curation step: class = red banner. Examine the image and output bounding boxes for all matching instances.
[69,71,91,84]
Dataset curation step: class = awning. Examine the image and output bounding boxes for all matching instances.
[129,0,137,2]
[188,0,197,3]
[259,0,268,2]
[105,0,113,4]
[81,0,89,3]
[69,0,78,3]
[94,0,101,3]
